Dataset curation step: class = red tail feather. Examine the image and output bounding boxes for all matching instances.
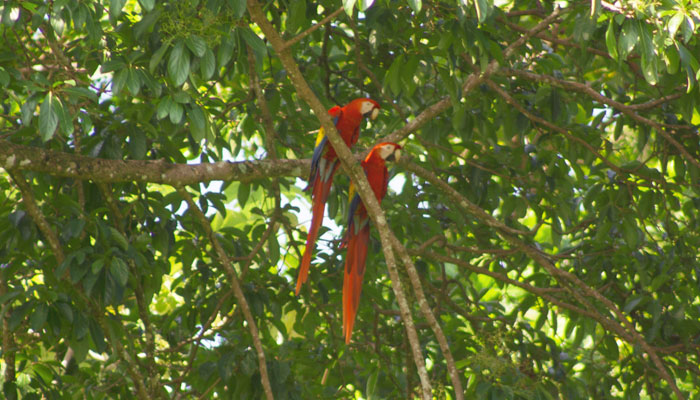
[296,172,335,295]
[342,221,370,343]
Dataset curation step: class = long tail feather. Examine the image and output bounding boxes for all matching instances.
[342,221,371,343]
[296,171,335,295]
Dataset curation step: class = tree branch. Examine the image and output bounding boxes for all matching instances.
[281,7,345,51]
[504,68,700,171]
[177,186,274,400]
[0,139,307,184]
[247,0,436,396]
[403,160,685,398]
[388,233,464,399]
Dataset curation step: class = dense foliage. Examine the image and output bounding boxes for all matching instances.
[1,0,700,398]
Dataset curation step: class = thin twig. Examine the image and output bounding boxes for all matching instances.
[281,7,345,51]
[505,68,700,172]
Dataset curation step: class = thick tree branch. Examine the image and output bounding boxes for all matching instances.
[0,139,307,184]
[177,186,274,400]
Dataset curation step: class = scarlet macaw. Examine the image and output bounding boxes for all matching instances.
[342,142,402,344]
[295,98,381,295]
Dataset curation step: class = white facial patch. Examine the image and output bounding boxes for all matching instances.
[360,101,376,116]
[379,144,398,160]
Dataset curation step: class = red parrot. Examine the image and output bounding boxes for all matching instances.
[295,98,381,295]
[342,142,402,344]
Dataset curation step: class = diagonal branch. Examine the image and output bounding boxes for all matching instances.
[403,159,685,399]
[377,6,565,146]
[247,0,435,396]
[281,7,345,51]
[387,233,464,399]
[177,186,274,400]
[7,170,153,398]
[505,68,700,171]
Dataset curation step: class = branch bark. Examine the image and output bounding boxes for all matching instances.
[403,159,685,399]
[177,186,274,400]
[0,139,307,184]
[247,0,435,397]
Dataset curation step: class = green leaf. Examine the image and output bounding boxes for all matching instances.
[407,0,421,13]
[623,294,645,313]
[343,0,357,16]
[238,182,251,208]
[366,369,379,399]
[268,231,280,266]
[187,104,207,142]
[605,19,618,60]
[133,8,161,39]
[229,0,247,19]
[55,96,74,136]
[601,335,619,360]
[30,304,48,331]
[88,318,106,353]
[109,0,126,20]
[287,0,307,33]
[157,96,172,120]
[169,102,184,124]
[109,227,129,251]
[240,28,267,74]
[168,41,191,87]
[39,92,60,141]
[667,12,685,39]
[110,258,129,287]
[112,68,128,95]
[474,0,489,23]
[62,86,98,103]
[385,54,404,96]
[91,258,105,274]
[149,41,170,73]
[200,48,216,79]
[638,22,657,85]
[126,68,142,95]
[0,66,9,87]
[139,0,155,12]
[128,130,147,159]
[618,20,638,59]
[217,34,236,69]
[185,35,207,58]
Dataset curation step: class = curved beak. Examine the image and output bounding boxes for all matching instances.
[387,148,401,162]
[370,107,380,120]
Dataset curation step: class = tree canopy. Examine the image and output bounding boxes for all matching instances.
[1,0,700,398]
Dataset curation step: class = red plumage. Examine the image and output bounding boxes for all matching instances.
[296,98,380,295]
[342,142,401,344]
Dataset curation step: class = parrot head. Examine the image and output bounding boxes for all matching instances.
[374,142,402,162]
[348,98,381,121]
